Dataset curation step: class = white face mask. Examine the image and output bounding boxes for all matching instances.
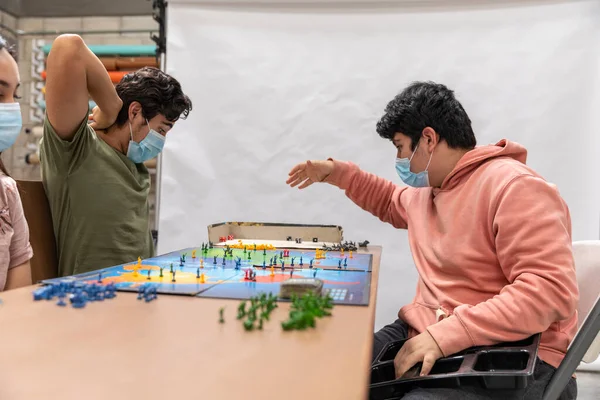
[0,103,22,152]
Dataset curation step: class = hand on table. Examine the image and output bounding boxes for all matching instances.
[286,160,334,189]
[88,105,119,130]
[394,331,444,378]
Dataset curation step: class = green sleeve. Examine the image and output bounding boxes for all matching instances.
[40,113,95,173]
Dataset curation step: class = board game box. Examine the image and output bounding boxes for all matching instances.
[41,243,373,306]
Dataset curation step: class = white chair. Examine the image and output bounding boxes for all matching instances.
[574,241,600,370]
[543,240,600,400]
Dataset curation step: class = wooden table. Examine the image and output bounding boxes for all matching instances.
[0,247,381,400]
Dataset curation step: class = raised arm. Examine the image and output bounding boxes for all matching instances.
[45,34,122,140]
[324,159,412,229]
[287,159,413,229]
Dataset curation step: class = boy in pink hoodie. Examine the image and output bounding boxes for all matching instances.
[287,82,578,399]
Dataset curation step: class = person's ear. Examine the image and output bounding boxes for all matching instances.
[421,127,439,152]
[127,101,143,122]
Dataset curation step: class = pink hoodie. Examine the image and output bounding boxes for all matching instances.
[325,139,578,368]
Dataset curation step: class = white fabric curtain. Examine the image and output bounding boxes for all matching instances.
[162,0,600,329]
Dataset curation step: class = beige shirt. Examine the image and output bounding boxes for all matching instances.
[0,174,33,290]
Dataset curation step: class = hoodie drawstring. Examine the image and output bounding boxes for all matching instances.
[436,307,448,322]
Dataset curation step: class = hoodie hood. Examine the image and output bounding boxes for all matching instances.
[440,139,528,191]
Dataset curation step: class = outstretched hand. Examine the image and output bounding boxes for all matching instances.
[286,160,334,189]
[394,331,444,378]
[88,105,118,130]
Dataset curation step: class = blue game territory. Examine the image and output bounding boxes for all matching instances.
[196,268,371,305]
[40,246,373,304]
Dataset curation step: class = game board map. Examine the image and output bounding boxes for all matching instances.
[41,244,373,306]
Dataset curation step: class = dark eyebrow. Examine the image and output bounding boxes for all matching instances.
[0,80,20,89]
[164,122,173,128]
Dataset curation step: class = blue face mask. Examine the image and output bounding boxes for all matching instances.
[0,103,22,152]
[395,142,434,187]
[126,119,165,163]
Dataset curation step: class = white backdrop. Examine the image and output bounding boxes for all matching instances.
[162,0,600,330]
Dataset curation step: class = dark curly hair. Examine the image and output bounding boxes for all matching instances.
[0,34,18,177]
[376,81,476,151]
[114,67,192,126]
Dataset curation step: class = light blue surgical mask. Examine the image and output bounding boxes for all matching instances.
[0,103,22,152]
[126,119,165,163]
[395,142,434,187]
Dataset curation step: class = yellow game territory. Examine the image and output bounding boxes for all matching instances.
[133,256,142,276]
[315,249,326,259]
[228,241,276,250]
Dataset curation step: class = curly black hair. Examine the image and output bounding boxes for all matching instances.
[114,66,192,126]
[376,81,476,151]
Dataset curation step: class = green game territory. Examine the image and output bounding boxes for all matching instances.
[200,247,279,262]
